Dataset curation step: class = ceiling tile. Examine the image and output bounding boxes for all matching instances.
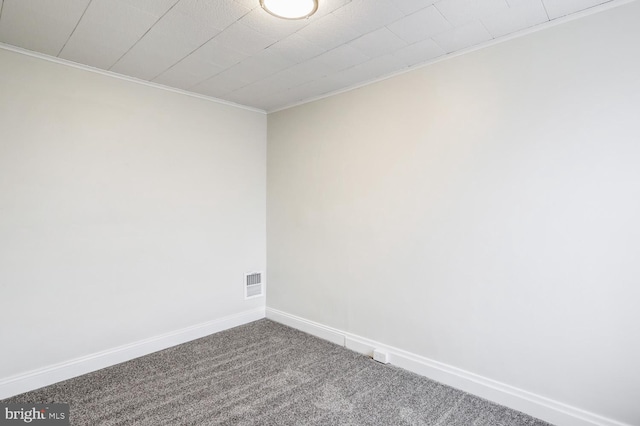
[221,89,266,107]
[191,70,250,97]
[387,6,452,44]
[253,72,303,95]
[152,55,224,89]
[349,27,408,58]
[223,80,283,105]
[238,7,310,40]
[390,0,438,14]
[332,54,408,85]
[333,0,405,34]
[308,44,370,74]
[265,34,326,63]
[311,0,354,19]
[172,0,251,32]
[221,49,294,82]
[60,43,127,71]
[110,2,232,80]
[59,0,160,70]
[110,9,220,80]
[110,48,181,81]
[141,6,224,51]
[211,21,276,55]
[190,39,248,68]
[233,0,260,10]
[542,0,606,19]
[116,0,179,17]
[153,67,220,90]
[0,0,90,56]
[286,75,348,99]
[432,20,494,52]
[392,38,446,65]
[269,61,329,88]
[295,12,360,50]
[483,0,549,38]
[434,0,509,26]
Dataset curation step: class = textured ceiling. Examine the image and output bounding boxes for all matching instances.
[0,0,615,111]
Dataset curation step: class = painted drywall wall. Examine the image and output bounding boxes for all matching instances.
[0,48,266,380]
[267,2,640,424]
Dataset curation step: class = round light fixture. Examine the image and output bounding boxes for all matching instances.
[260,0,318,20]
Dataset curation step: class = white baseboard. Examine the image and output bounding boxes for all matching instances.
[0,307,265,400]
[266,307,630,426]
[266,308,346,346]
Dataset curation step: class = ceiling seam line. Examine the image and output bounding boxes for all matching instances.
[540,0,552,20]
[108,0,182,71]
[430,35,447,54]
[149,7,254,83]
[479,20,495,39]
[433,4,453,27]
[184,69,229,93]
[241,35,366,94]
[175,8,319,93]
[223,58,291,96]
[57,0,93,57]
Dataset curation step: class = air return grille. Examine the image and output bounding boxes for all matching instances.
[245,272,263,299]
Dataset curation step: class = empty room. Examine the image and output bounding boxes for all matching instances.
[0,0,638,425]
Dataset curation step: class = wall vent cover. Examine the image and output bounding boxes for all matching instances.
[245,272,264,299]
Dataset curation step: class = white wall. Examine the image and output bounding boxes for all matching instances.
[267,2,640,425]
[0,48,266,380]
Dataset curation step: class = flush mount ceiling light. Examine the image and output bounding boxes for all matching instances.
[260,0,318,20]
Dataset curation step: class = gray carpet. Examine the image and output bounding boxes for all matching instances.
[3,320,552,425]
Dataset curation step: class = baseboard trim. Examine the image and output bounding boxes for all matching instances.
[0,307,266,400]
[265,307,630,426]
[265,308,345,346]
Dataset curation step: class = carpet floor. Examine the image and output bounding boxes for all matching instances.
[3,319,552,425]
